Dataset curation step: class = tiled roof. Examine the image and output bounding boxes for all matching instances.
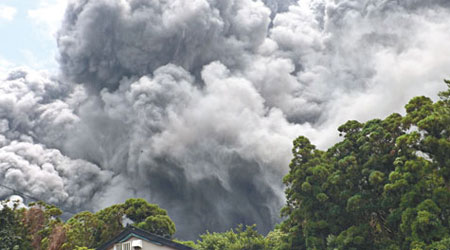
[96,226,195,250]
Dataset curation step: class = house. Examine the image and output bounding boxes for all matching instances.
[96,226,195,250]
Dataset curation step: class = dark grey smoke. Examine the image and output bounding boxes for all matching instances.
[1,0,450,240]
[57,0,271,90]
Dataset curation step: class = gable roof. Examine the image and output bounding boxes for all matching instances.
[96,226,195,250]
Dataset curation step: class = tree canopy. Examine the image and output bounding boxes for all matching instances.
[0,199,31,250]
[0,198,175,250]
[65,198,175,249]
[281,81,450,249]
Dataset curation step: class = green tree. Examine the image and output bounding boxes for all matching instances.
[92,203,124,246]
[281,81,450,249]
[123,198,175,238]
[194,225,270,250]
[0,197,176,249]
[62,211,103,249]
[136,214,175,238]
[265,227,290,250]
[0,199,31,250]
[67,198,176,248]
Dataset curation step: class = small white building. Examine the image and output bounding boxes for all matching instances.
[96,226,194,250]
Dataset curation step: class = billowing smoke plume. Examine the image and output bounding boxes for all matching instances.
[1,0,450,239]
[0,69,112,208]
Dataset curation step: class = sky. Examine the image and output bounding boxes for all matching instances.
[0,0,449,240]
[0,0,67,73]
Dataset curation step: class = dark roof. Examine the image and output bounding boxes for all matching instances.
[96,226,195,250]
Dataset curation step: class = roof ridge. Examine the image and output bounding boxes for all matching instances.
[96,225,195,250]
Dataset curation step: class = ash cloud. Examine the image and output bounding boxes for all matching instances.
[1,0,450,239]
[57,0,271,90]
[0,69,112,209]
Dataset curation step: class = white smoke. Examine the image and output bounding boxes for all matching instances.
[0,195,27,210]
[1,0,449,239]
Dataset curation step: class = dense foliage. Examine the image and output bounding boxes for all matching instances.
[0,200,65,250]
[0,198,175,250]
[0,200,31,250]
[175,225,289,250]
[194,225,272,250]
[281,81,450,249]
